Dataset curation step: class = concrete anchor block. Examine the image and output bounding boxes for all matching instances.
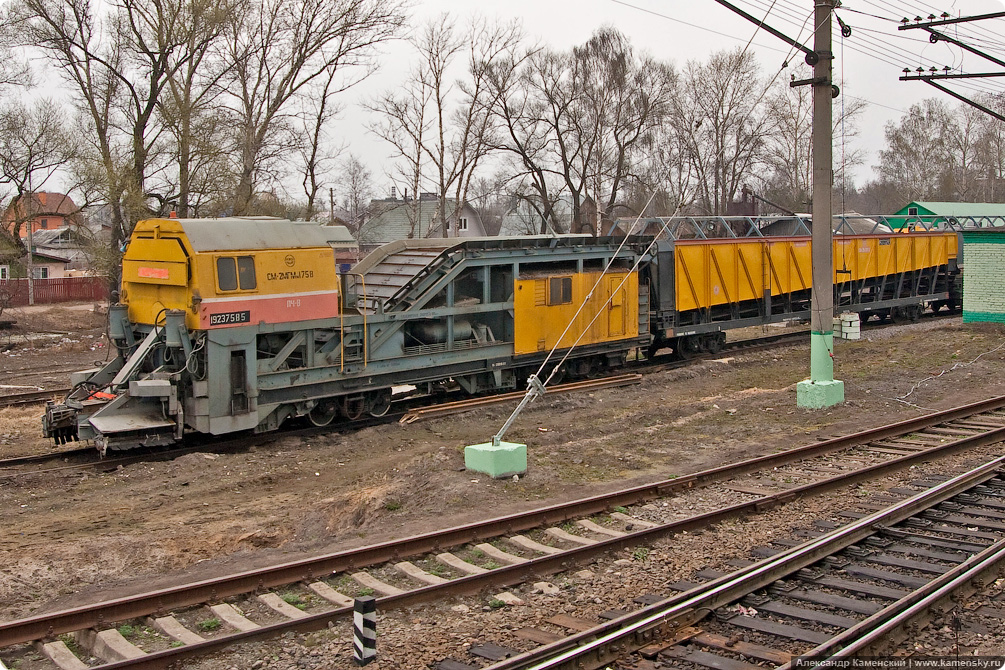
[464,441,527,478]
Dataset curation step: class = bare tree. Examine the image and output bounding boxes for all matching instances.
[296,62,346,219]
[673,48,770,215]
[370,15,523,238]
[367,77,430,237]
[0,100,77,246]
[158,0,240,218]
[18,0,238,249]
[223,0,404,216]
[484,45,564,234]
[761,65,865,212]
[335,153,373,233]
[877,99,955,202]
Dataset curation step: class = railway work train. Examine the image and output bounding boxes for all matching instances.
[42,216,960,454]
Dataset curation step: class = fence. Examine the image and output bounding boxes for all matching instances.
[0,277,109,307]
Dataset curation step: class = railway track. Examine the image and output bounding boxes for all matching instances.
[481,456,1005,670]
[3,394,1005,669]
[0,388,69,409]
[0,327,818,475]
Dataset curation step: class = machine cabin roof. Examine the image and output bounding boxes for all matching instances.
[135,217,356,253]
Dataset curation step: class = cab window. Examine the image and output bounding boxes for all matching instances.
[548,276,572,305]
[217,256,256,291]
[237,256,256,289]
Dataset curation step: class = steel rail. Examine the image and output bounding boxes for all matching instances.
[5,411,1005,666]
[399,374,643,423]
[790,537,1005,666]
[481,455,1005,670]
[0,388,69,408]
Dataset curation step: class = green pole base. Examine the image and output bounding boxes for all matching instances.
[796,378,845,409]
[464,441,527,478]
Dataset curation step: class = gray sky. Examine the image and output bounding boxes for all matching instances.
[346,0,1005,195]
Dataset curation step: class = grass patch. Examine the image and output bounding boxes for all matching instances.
[632,547,650,562]
[488,598,507,609]
[197,618,222,632]
[58,634,84,656]
[281,592,307,610]
[384,501,402,511]
[116,624,136,638]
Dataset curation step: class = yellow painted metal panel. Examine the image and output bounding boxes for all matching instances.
[514,271,639,356]
[123,223,340,329]
[673,233,957,314]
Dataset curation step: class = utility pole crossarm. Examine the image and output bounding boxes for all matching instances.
[897,11,1005,30]
[712,0,817,62]
[918,79,1005,123]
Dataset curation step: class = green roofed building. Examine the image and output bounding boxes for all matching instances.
[961,227,1005,324]
[890,202,1005,229]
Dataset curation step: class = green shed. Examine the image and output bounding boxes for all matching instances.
[890,202,1005,230]
[961,227,1005,324]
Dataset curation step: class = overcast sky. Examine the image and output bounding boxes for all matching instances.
[343,0,1005,196]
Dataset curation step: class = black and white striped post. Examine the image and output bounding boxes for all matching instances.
[353,596,377,665]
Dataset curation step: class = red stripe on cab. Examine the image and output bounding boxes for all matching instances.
[199,292,340,329]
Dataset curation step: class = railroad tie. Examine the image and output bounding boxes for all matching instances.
[474,542,528,564]
[352,571,405,596]
[148,616,205,645]
[544,527,597,546]
[610,511,659,529]
[436,552,489,575]
[506,535,563,555]
[209,603,261,631]
[577,519,626,537]
[258,593,309,619]
[394,561,448,586]
[74,628,146,662]
[37,640,88,670]
[309,581,354,607]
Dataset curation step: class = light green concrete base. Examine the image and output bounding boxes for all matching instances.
[464,441,527,478]
[796,379,845,409]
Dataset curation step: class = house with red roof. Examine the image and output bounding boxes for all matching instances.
[2,191,81,239]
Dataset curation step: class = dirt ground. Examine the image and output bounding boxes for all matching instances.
[2,305,1005,624]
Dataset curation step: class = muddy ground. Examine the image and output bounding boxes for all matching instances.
[1,305,1005,626]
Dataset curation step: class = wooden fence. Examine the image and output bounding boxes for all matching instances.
[0,277,109,307]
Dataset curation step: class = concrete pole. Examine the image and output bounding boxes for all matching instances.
[797,0,844,409]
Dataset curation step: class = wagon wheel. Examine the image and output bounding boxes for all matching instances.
[703,333,724,355]
[368,389,392,417]
[340,395,366,421]
[309,400,338,427]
